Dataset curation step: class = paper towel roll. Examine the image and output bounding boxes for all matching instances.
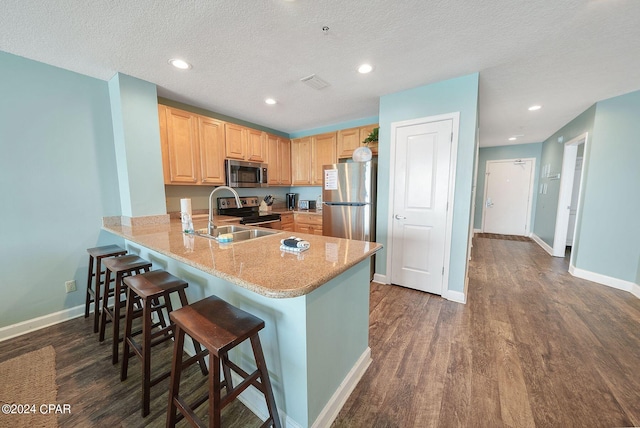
[180,198,192,217]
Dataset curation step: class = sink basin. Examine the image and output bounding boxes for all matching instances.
[194,224,250,237]
[192,225,278,242]
[230,229,278,241]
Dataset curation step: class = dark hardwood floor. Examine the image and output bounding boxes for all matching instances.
[1,236,638,427]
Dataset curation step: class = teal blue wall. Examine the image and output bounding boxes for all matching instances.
[572,91,640,282]
[109,73,166,217]
[474,143,543,230]
[378,73,479,294]
[532,106,595,246]
[0,51,123,328]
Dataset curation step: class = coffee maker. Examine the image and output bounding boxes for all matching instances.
[286,193,298,210]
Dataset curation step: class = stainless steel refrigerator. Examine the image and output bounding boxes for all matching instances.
[322,160,376,242]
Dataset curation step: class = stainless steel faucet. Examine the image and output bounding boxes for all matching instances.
[208,186,242,235]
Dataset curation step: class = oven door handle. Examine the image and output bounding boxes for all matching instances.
[247,219,280,226]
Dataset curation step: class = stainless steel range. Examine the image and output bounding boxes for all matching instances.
[217,196,281,228]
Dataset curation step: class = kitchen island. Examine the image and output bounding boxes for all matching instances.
[103,217,381,428]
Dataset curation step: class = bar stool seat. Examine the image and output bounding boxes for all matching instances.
[166,295,281,428]
[99,254,153,364]
[85,245,127,333]
[121,270,208,417]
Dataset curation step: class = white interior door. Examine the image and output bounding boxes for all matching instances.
[390,118,453,295]
[482,159,534,236]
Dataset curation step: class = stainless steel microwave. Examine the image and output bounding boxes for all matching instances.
[225,160,268,188]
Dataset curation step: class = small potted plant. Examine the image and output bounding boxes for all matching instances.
[352,127,378,162]
[362,127,379,147]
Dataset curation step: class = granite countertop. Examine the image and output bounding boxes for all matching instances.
[102,218,381,299]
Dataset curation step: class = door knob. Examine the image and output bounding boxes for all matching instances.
[394,214,406,220]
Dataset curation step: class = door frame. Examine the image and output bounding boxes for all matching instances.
[480,157,536,235]
[552,132,588,258]
[385,112,460,296]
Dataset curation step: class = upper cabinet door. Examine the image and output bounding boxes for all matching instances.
[158,105,171,184]
[165,107,199,184]
[312,132,337,185]
[266,134,280,184]
[279,138,292,185]
[337,127,361,159]
[246,128,266,162]
[198,116,226,185]
[224,123,246,160]
[291,137,313,185]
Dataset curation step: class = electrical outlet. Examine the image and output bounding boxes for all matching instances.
[65,280,77,293]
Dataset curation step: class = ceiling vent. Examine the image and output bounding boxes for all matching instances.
[300,74,330,90]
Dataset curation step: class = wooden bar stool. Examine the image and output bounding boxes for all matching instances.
[166,295,281,428]
[99,254,153,364]
[85,245,127,333]
[121,270,208,417]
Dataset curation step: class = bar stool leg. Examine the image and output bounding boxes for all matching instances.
[141,293,153,416]
[93,258,103,333]
[251,335,282,428]
[111,271,124,365]
[121,287,136,381]
[99,268,111,343]
[167,326,186,428]
[210,352,221,428]
[85,254,94,320]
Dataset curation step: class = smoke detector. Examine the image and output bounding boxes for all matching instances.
[300,74,330,90]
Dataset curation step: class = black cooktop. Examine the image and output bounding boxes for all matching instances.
[240,213,281,224]
[217,196,280,224]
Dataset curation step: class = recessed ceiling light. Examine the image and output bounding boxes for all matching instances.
[168,59,192,70]
[265,98,277,105]
[528,105,542,111]
[358,64,373,74]
[508,137,517,141]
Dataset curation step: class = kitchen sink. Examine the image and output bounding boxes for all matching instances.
[192,225,279,242]
[230,229,278,241]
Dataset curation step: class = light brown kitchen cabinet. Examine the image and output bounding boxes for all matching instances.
[311,132,337,185]
[291,137,313,185]
[224,123,247,160]
[279,138,292,185]
[294,213,323,235]
[198,116,226,185]
[280,212,294,232]
[291,133,336,186]
[267,134,292,185]
[160,106,199,184]
[158,105,226,186]
[337,124,378,158]
[246,128,266,162]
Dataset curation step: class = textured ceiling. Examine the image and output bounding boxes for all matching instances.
[2,0,640,147]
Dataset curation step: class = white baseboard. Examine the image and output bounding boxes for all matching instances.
[0,304,86,342]
[569,265,639,299]
[530,233,554,256]
[232,347,371,428]
[632,283,640,299]
[443,289,466,304]
[372,273,389,284]
[473,228,482,234]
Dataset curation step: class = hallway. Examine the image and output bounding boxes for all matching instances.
[334,235,640,427]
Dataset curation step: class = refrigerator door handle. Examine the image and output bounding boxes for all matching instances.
[394,214,406,220]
